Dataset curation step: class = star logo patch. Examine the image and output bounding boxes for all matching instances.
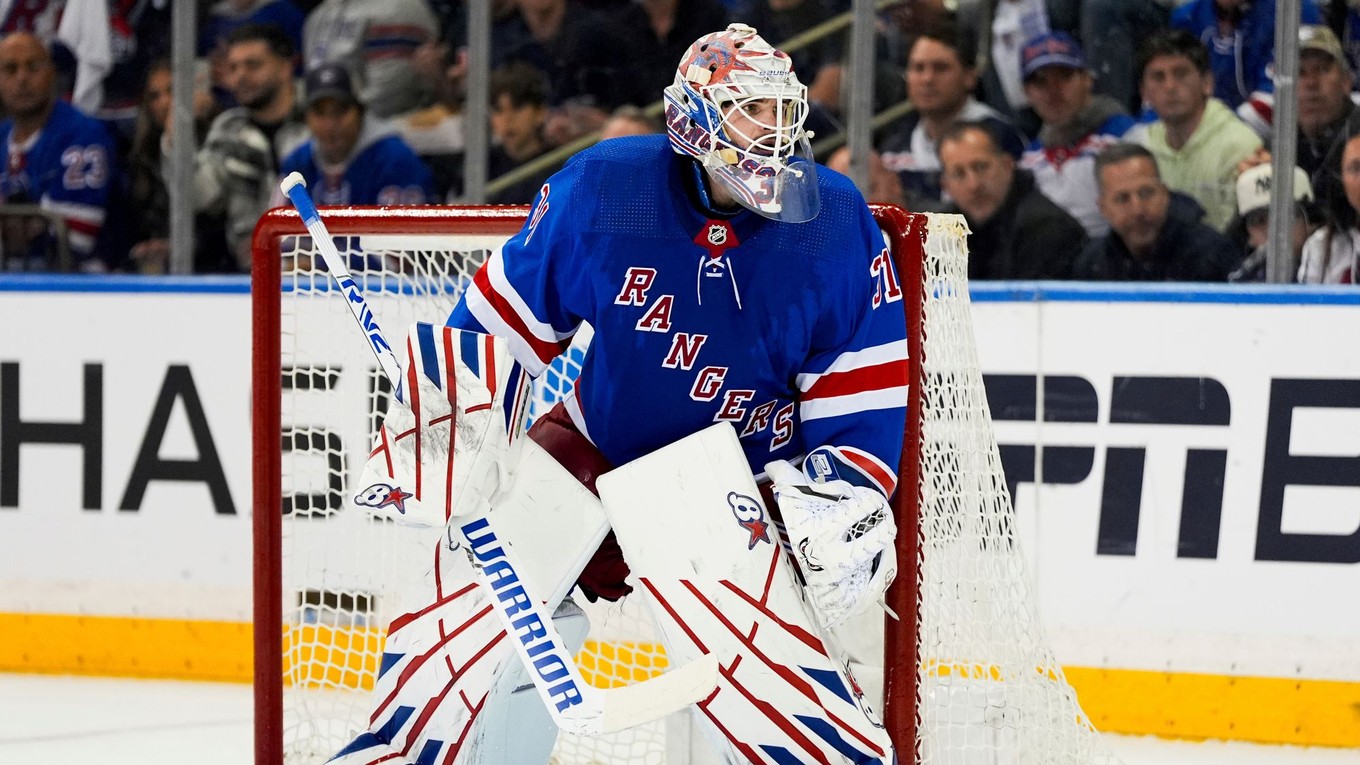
[727,491,771,550]
[355,483,414,514]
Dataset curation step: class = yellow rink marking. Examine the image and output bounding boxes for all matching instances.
[2,612,1357,748]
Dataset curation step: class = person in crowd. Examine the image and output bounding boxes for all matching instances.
[958,0,1078,140]
[303,0,439,119]
[1018,31,1135,237]
[1171,0,1323,137]
[826,146,910,209]
[0,32,121,272]
[170,23,308,271]
[1078,0,1174,113]
[1227,163,1320,282]
[400,40,468,200]
[0,0,113,117]
[1235,24,1360,231]
[960,0,1168,136]
[938,120,1086,279]
[1296,25,1360,185]
[1128,29,1262,232]
[617,0,730,101]
[493,0,640,125]
[598,104,663,139]
[487,60,555,204]
[1299,131,1360,283]
[126,60,231,275]
[99,0,174,142]
[1074,142,1240,280]
[201,0,307,109]
[277,64,435,206]
[879,23,1026,210]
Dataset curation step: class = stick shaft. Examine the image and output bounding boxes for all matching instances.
[283,181,406,402]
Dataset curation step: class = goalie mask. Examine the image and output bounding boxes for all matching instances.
[663,23,819,222]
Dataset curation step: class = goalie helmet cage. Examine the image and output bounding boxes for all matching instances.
[252,206,1113,765]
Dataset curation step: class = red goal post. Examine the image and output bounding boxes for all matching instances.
[251,205,1112,765]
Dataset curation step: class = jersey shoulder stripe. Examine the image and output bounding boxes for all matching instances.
[465,254,568,373]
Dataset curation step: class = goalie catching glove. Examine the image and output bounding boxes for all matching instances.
[765,456,897,629]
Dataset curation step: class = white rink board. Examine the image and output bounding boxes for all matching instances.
[0,279,1356,687]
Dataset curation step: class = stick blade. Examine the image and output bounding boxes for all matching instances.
[597,653,719,734]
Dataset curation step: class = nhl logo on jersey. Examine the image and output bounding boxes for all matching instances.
[707,224,727,246]
[727,491,771,549]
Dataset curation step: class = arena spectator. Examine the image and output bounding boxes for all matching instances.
[0,0,113,117]
[1128,29,1262,232]
[598,104,662,140]
[201,1,307,109]
[493,0,640,114]
[1228,163,1319,282]
[0,32,120,272]
[957,0,1080,140]
[99,0,173,141]
[1299,131,1360,283]
[617,0,730,102]
[398,41,467,200]
[126,60,231,275]
[1079,0,1173,113]
[303,0,439,119]
[1296,25,1359,184]
[171,23,308,270]
[880,24,1026,210]
[1171,0,1323,137]
[1018,31,1135,237]
[1075,142,1240,281]
[487,61,555,204]
[825,146,910,209]
[277,64,435,206]
[938,120,1086,279]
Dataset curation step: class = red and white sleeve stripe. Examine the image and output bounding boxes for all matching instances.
[461,249,572,377]
[837,445,897,498]
[795,341,908,422]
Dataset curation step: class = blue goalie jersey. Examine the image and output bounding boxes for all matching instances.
[448,135,908,497]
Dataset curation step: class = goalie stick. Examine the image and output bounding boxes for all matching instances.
[278,172,719,736]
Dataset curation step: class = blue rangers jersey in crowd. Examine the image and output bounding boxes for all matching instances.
[278,118,433,206]
[448,135,909,498]
[0,100,118,266]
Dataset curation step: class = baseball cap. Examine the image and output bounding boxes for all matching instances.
[304,64,360,109]
[1299,25,1347,68]
[1020,31,1087,82]
[1236,164,1314,217]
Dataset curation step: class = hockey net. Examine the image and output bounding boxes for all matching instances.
[252,206,1112,764]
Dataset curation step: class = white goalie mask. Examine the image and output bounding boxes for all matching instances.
[662,23,819,222]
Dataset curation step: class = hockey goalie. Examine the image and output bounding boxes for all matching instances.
[328,23,908,765]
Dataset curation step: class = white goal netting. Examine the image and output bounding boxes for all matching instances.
[908,215,1114,765]
[254,209,1114,765]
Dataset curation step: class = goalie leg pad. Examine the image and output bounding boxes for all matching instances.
[467,599,592,764]
[332,541,517,764]
[596,423,896,765]
[333,435,612,763]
